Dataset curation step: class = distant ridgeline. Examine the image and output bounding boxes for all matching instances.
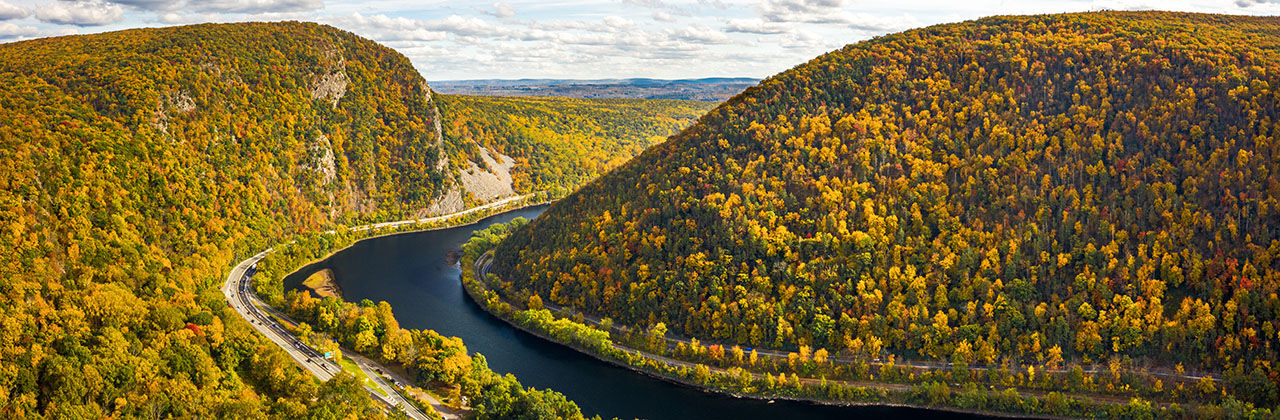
[0,21,694,418]
[436,94,714,198]
[430,78,759,101]
[493,11,1280,410]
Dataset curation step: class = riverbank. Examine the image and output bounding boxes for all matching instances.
[461,257,1016,418]
[460,246,1217,420]
[242,194,545,420]
[302,268,342,299]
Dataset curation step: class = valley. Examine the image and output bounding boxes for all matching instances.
[4,7,1279,420]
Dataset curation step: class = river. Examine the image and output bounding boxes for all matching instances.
[284,205,998,420]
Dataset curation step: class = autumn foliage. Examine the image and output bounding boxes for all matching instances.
[494,11,1280,409]
[0,22,450,418]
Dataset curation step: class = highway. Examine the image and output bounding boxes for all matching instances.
[221,196,531,419]
[351,194,531,233]
[223,250,432,419]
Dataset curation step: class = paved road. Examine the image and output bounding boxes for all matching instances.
[353,194,532,233]
[476,250,1220,401]
[223,195,532,419]
[348,353,463,420]
[223,250,431,419]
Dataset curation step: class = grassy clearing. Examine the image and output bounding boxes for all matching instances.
[337,355,387,396]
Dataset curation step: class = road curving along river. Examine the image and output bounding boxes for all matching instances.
[284,205,1001,420]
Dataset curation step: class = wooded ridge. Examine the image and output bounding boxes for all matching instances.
[491,11,1280,416]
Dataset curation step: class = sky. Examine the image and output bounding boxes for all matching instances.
[1,0,1278,80]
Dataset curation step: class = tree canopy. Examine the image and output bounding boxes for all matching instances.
[0,20,705,418]
[1,21,448,418]
[437,94,712,198]
[493,11,1280,409]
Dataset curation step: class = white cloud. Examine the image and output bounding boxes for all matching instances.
[431,14,501,37]
[0,22,68,39]
[846,13,919,32]
[759,0,850,24]
[17,0,1280,79]
[337,12,509,41]
[1089,0,1175,10]
[197,0,321,13]
[490,2,514,18]
[621,0,696,16]
[338,13,446,41]
[0,0,30,20]
[36,1,124,26]
[669,24,731,44]
[724,18,789,34]
[777,28,825,49]
[156,12,188,23]
[111,0,321,14]
[109,0,182,11]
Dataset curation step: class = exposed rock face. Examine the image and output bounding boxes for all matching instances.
[460,147,515,202]
[307,133,337,184]
[167,91,196,112]
[311,71,348,109]
[427,87,443,145]
[199,60,241,84]
[420,147,517,216]
[422,187,464,216]
[152,90,196,133]
[311,48,348,109]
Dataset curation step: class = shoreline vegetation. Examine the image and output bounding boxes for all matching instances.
[460,219,1273,419]
[250,198,608,420]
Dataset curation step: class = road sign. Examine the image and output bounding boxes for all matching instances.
[324,351,333,359]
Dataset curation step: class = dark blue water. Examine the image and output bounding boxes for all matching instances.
[285,206,997,420]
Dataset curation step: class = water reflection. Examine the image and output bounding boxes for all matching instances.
[285,206,998,420]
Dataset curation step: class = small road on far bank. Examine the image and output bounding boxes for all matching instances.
[353,194,532,233]
[476,249,1218,384]
[474,250,1214,411]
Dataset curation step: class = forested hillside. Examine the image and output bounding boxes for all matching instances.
[437,95,712,198]
[492,11,1280,409]
[0,22,453,418]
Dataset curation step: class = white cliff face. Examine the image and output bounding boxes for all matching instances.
[307,133,338,185]
[311,49,348,109]
[311,71,348,109]
[460,147,516,202]
[419,85,518,216]
[422,187,464,217]
[421,147,518,217]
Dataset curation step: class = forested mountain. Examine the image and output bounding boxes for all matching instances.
[0,21,453,418]
[437,95,712,198]
[0,20,690,418]
[492,11,1280,408]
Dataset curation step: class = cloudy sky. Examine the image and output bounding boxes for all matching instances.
[1,0,1277,80]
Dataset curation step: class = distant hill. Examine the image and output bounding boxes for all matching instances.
[492,11,1280,413]
[430,77,758,101]
[437,95,713,199]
